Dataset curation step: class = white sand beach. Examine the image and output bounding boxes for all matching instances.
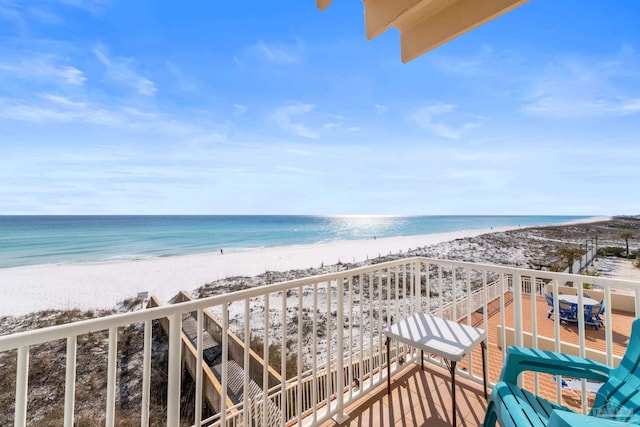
[0,217,612,317]
[0,226,516,317]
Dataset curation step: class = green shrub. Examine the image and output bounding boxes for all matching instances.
[597,246,626,257]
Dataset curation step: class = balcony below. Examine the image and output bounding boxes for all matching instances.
[322,290,635,427]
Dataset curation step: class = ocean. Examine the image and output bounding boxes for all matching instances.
[0,215,590,269]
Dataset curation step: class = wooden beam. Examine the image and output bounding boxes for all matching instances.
[316,0,333,11]
[364,0,423,40]
[399,0,528,62]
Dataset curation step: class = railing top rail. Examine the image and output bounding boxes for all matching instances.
[1,256,638,351]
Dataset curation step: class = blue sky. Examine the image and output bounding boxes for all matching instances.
[1,1,639,215]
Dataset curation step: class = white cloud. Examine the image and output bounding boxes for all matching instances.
[250,39,302,65]
[93,46,157,96]
[268,102,319,139]
[0,56,86,85]
[233,103,248,114]
[374,103,388,114]
[0,94,226,139]
[430,44,497,77]
[409,103,481,139]
[54,0,107,14]
[521,53,640,118]
[40,93,87,108]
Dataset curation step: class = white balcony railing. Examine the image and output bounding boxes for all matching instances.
[1,257,639,426]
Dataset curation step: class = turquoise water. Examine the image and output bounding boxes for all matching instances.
[0,215,590,268]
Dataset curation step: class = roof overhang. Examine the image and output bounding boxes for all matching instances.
[317,0,528,62]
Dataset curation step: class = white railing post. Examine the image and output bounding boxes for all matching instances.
[15,346,29,427]
[499,273,506,360]
[347,277,353,402]
[262,293,270,427]
[64,336,77,427]
[141,320,152,427]
[513,273,523,348]
[243,300,251,427]
[221,305,229,426]
[106,327,118,427]
[167,313,182,426]
[452,267,457,321]
[333,276,349,423]
[195,310,203,427]
[605,287,613,367]
[311,283,318,424]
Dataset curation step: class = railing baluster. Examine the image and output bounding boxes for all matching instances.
[605,286,613,368]
[312,283,318,424]
[499,272,506,360]
[412,262,418,314]
[14,346,29,427]
[452,266,457,321]
[394,267,399,367]
[221,305,229,426]
[326,279,332,415]
[334,276,347,422]
[531,275,539,396]
[64,335,77,427]
[243,300,250,427]
[347,276,353,401]
[194,310,203,427]
[262,293,270,427]
[466,269,474,378]
[358,274,364,395]
[426,262,431,315]
[106,326,118,427]
[141,319,152,427]
[297,285,303,425]
[369,270,384,388]
[167,314,181,426]
[513,273,523,348]
[281,289,287,425]
[438,265,444,318]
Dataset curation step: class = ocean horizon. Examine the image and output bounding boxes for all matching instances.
[0,215,592,269]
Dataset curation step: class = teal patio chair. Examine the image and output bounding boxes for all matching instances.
[482,317,640,427]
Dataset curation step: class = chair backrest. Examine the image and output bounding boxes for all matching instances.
[558,301,576,313]
[583,305,595,316]
[589,317,640,422]
[544,294,553,306]
[598,301,605,315]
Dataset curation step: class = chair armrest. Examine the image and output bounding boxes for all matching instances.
[549,410,631,427]
[500,346,611,384]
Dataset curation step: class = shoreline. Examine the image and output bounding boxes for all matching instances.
[0,216,611,317]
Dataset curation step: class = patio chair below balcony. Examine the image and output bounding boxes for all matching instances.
[544,294,554,319]
[482,317,640,427]
[584,304,604,330]
[558,301,578,325]
[596,301,606,322]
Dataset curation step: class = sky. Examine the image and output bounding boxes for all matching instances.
[0,1,639,216]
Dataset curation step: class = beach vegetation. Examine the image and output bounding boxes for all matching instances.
[558,247,586,274]
[597,246,638,259]
[598,246,626,257]
[620,231,634,256]
[581,270,599,289]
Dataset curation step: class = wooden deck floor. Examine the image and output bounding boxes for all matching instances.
[321,292,636,426]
